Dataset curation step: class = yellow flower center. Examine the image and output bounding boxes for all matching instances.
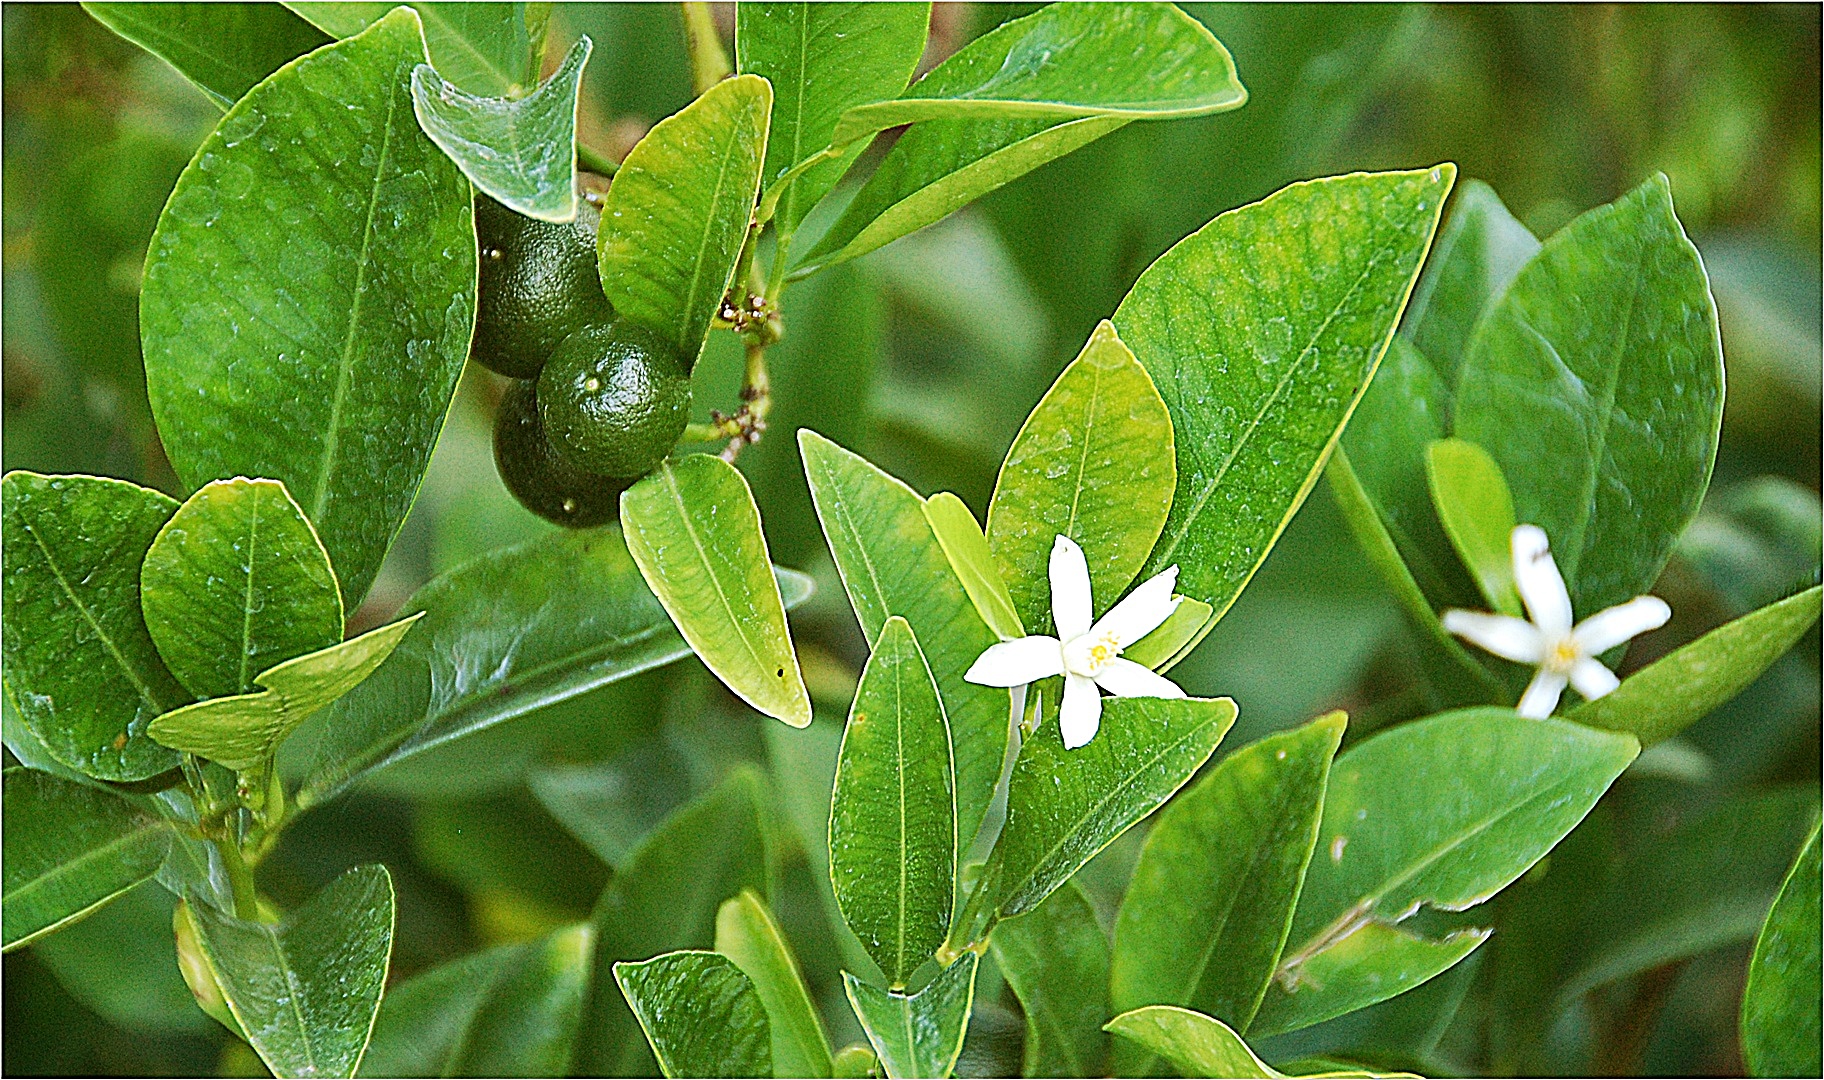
[1544,636,1582,673]
[1063,631,1121,678]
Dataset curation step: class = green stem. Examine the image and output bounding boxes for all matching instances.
[682,2,732,96]
[576,142,619,177]
[217,834,260,921]
[1326,447,1507,702]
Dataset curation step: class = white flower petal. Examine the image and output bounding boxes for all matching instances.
[1516,668,1569,719]
[1511,524,1574,636]
[1091,565,1181,650]
[1569,657,1621,701]
[1060,674,1102,749]
[1094,657,1186,700]
[1050,535,1093,639]
[1441,610,1546,663]
[1572,596,1671,655]
[965,636,1064,686]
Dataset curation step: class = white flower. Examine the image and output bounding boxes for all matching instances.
[1443,524,1670,719]
[965,535,1185,750]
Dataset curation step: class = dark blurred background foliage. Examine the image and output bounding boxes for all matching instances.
[4,4,1818,1076]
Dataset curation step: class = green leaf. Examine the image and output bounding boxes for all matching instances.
[282,527,813,808]
[411,36,590,223]
[716,889,835,1079]
[622,455,811,727]
[735,2,930,244]
[1742,821,1822,1079]
[582,767,774,1077]
[1121,596,1212,673]
[1253,921,1491,1039]
[187,863,395,1079]
[32,879,214,1035]
[615,951,774,1079]
[149,614,421,771]
[1258,709,1637,1035]
[140,477,343,701]
[1453,173,1724,618]
[1570,585,1822,746]
[980,696,1237,922]
[1111,167,1455,645]
[360,923,595,1078]
[923,492,1024,641]
[141,8,476,610]
[843,952,978,1080]
[285,2,549,96]
[1,472,187,781]
[597,73,771,366]
[1112,715,1344,1036]
[530,740,694,871]
[986,320,1175,635]
[799,430,1007,858]
[1425,438,1522,617]
[990,880,1110,1079]
[1401,178,1539,377]
[829,616,955,987]
[828,3,1244,145]
[1105,1005,1279,1079]
[2,768,171,951]
[81,2,331,110]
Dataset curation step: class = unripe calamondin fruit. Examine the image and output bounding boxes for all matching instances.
[470,181,614,379]
[537,320,692,480]
[493,377,631,528]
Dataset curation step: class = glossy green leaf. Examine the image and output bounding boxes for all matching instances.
[141,9,476,610]
[830,616,955,987]
[987,319,1175,635]
[1106,1005,1280,1078]
[615,951,774,1079]
[923,492,1024,641]
[1742,821,1822,1079]
[843,952,979,1080]
[285,2,549,96]
[360,923,595,1078]
[1570,585,1822,746]
[716,889,835,1079]
[1453,173,1724,617]
[582,767,773,1076]
[1341,333,1472,609]
[1121,596,1211,673]
[828,3,1244,144]
[141,477,343,701]
[979,695,1237,922]
[1112,715,1344,1036]
[283,527,812,807]
[149,614,421,771]
[622,454,811,728]
[1253,920,1491,1038]
[82,2,331,110]
[411,36,590,223]
[1401,178,1539,377]
[1111,167,1455,644]
[530,740,694,871]
[1,472,187,781]
[735,2,930,245]
[2,768,171,951]
[188,863,395,1079]
[597,73,771,365]
[1426,438,1522,617]
[800,430,1007,856]
[990,880,1110,1079]
[31,879,213,1035]
[1260,709,1636,1035]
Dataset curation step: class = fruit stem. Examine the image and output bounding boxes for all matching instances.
[576,142,619,178]
[682,2,732,97]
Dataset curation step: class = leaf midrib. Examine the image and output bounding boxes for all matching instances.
[677,95,755,353]
[656,462,780,704]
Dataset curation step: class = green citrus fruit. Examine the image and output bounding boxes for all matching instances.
[537,321,691,479]
[493,378,630,527]
[470,188,613,379]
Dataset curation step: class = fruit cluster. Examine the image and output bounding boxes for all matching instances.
[472,183,692,527]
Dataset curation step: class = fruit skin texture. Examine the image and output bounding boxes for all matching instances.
[537,321,692,480]
[494,378,631,528]
[471,193,613,379]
